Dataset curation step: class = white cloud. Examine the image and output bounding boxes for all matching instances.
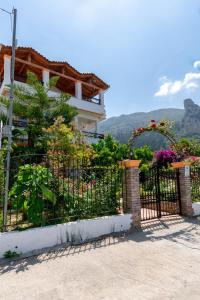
[193,61,200,69]
[155,69,200,97]
[185,82,198,89]
[155,82,172,96]
[158,76,168,82]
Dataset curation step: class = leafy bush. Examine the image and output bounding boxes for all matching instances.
[55,167,122,221]
[44,116,95,163]
[132,145,153,171]
[92,134,130,166]
[8,161,122,227]
[172,138,200,159]
[4,250,20,259]
[9,165,57,225]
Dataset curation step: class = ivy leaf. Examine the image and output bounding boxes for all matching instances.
[40,185,57,205]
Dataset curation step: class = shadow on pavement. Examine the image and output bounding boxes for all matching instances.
[1,215,200,275]
[131,215,200,248]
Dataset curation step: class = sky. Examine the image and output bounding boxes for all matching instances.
[1,0,200,118]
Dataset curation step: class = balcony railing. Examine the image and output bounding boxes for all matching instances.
[82,96,101,105]
[82,131,104,139]
[13,119,28,127]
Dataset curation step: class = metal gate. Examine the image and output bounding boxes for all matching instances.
[140,166,181,221]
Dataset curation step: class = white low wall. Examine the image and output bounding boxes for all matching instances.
[0,214,132,259]
[192,202,200,216]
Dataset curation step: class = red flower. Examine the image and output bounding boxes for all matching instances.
[151,124,156,128]
[138,128,144,132]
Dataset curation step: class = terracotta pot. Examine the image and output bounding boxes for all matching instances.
[122,160,141,168]
[171,162,186,169]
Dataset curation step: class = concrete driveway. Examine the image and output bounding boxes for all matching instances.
[1,216,200,300]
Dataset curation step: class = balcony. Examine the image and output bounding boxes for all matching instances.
[82,96,101,105]
[13,119,28,127]
[0,80,106,118]
[82,131,104,144]
[82,131,104,139]
[68,96,105,116]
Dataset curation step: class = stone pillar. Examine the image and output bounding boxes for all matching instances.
[75,81,82,100]
[179,167,193,216]
[42,69,49,89]
[4,55,11,85]
[123,164,141,228]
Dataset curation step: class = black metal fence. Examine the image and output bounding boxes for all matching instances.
[140,166,181,221]
[191,166,200,203]
[0,154,124,232]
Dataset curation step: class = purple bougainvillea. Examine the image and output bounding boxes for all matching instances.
[155,149,177,168]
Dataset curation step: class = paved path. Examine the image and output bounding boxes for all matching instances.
[1,216,200,300]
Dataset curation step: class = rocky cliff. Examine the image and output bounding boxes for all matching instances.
[182,99,200,137]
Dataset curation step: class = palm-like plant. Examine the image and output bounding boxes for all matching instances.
[0,71,77,147]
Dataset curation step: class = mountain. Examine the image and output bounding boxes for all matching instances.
[99,102,196,150]
[183,99,200,139]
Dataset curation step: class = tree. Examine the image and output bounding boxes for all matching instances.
[0,71,77,149]
[132,145,153,171]
[43,116,94,162]
[92,134,130,166]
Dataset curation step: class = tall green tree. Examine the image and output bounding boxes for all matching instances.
[92,134,130,166]
[0,71,77,148]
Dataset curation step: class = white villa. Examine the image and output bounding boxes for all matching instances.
[0,44,109,141]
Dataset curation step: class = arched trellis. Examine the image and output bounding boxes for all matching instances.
[128,120,177,149]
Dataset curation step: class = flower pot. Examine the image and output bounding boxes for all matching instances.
[122,160,141,168]
[171,162,186,169]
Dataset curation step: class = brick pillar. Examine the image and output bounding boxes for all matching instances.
[123,166,141,228]
[179,167,193,216]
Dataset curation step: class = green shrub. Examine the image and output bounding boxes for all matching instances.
[4,250,20,259]
[55,167,122,221]
[92,134,130,166]
[132,146,153,171]
[9,164,57,226]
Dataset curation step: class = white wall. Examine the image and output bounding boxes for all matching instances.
[68,96,105,117]
[192,202,200,216]
[0,214,132,258]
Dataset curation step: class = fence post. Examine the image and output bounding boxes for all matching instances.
[178,166,193,216]
[122,161,141,228]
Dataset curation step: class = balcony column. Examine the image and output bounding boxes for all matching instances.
[75,81,82,100]
[4,55,11,85]
[99,90,105,105]
[42,69,49,89]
